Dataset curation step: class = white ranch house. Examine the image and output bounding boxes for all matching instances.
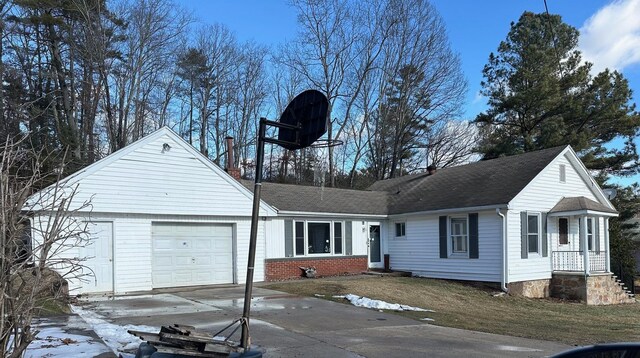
[30,127,634,305]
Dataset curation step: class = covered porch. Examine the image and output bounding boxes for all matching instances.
[545,197,633,304]
[548,196,618,275]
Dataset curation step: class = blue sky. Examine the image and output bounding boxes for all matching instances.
[177,0,639,186]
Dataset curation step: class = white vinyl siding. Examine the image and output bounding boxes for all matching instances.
[387,211,502,282]
[508,153,609,282]
[61,132,265,217]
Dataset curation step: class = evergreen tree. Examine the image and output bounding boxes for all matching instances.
[476,12,640,176]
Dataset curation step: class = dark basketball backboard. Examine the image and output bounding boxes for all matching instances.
[277,90,329,150]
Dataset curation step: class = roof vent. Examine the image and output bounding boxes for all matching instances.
[427,165,436,175]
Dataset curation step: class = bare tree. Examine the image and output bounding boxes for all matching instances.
[426,120,479,169]
[365,0,467,179]
[0,137,92,358]
[106,0,190,150]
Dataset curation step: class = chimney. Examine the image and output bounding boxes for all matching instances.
[427,165,437,175]
[225,136,241,180]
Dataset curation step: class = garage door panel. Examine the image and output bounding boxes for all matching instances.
[194,240,212,250]
[152,223,234,288]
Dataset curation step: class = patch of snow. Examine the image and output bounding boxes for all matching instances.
[420,318,435,321]
[334,294,434,312]
[72,305,159,353]
[314,293,325,297]
[496,345,542,352]
[26,328,112,358]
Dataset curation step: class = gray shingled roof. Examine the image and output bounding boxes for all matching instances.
[247,146,581,216]
[240,180,389,215]
[368,146,569,215]
[549,196,617,214]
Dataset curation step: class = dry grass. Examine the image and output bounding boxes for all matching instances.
[263,275,640,345]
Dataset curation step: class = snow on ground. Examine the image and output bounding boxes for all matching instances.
[25,317,112,358]
[72,305,159,354]
[26,328,111,358]
[333,294,434,312]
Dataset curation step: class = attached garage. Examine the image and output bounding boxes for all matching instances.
[30,127,276,295]
[152,223,235,288]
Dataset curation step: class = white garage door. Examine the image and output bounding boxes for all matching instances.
[152,223,234,288]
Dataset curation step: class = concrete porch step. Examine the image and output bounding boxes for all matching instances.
[362,269,411,277]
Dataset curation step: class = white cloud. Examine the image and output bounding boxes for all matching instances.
[579,0,640,73]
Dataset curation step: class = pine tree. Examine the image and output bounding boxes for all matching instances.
[476,12,640,176]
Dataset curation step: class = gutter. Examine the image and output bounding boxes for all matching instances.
[276,210,387,219]
[496,208,508,292]
[387,204,506,218]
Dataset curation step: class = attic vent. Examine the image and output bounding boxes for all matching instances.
[559,164,566,183]
[162,143,171,153]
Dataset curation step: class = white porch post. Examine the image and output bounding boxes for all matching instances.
[581,215,590,275]
[604,218,610,272]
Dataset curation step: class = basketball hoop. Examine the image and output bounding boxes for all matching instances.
[239,89,339,354]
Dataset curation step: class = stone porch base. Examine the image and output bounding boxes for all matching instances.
[508,273,635,305]
[550,272,635,305]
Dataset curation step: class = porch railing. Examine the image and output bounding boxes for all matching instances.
[551,251,607,272]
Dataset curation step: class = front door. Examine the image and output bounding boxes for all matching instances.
[81,222,114,293]
[368,224,383,268]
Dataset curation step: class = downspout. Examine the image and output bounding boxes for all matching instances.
[496,208,508,292]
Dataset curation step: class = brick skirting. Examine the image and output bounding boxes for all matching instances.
[265,256,368,281]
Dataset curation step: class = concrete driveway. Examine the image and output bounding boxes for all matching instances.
[81,284,570,357]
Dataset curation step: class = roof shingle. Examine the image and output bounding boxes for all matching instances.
[241,180,388,215]
[247,146,581,216]
[549,196,617,214]
[368,146,569,214]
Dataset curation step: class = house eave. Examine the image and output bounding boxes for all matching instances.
[387,204,508,218]
[548,210,618,217]
[276,210,387,219]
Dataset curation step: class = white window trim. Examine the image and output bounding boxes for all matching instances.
[526,212,541,256]
[448,216,469,258]
[586,217,595,251]
[293,220,345,257]
[394,222,406,239]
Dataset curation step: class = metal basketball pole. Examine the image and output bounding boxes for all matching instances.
[240,118,266,350]
[240,118,302,351]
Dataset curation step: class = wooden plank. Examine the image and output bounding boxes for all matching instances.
[174,324,197,330]
[145,339,182,348]
[160,332,219,345]
[127,330,161,341]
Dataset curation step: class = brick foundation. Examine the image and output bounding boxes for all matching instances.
[265,256,368,281]
[508,279,550,298]
[551,272,635,305]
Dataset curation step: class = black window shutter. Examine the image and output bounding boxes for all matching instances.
[284,219,293,257]
[541,212,548,257]
[520,212,528,259]
[345,221,352,255]
[439,216,448,258]
[469,213,479,259]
